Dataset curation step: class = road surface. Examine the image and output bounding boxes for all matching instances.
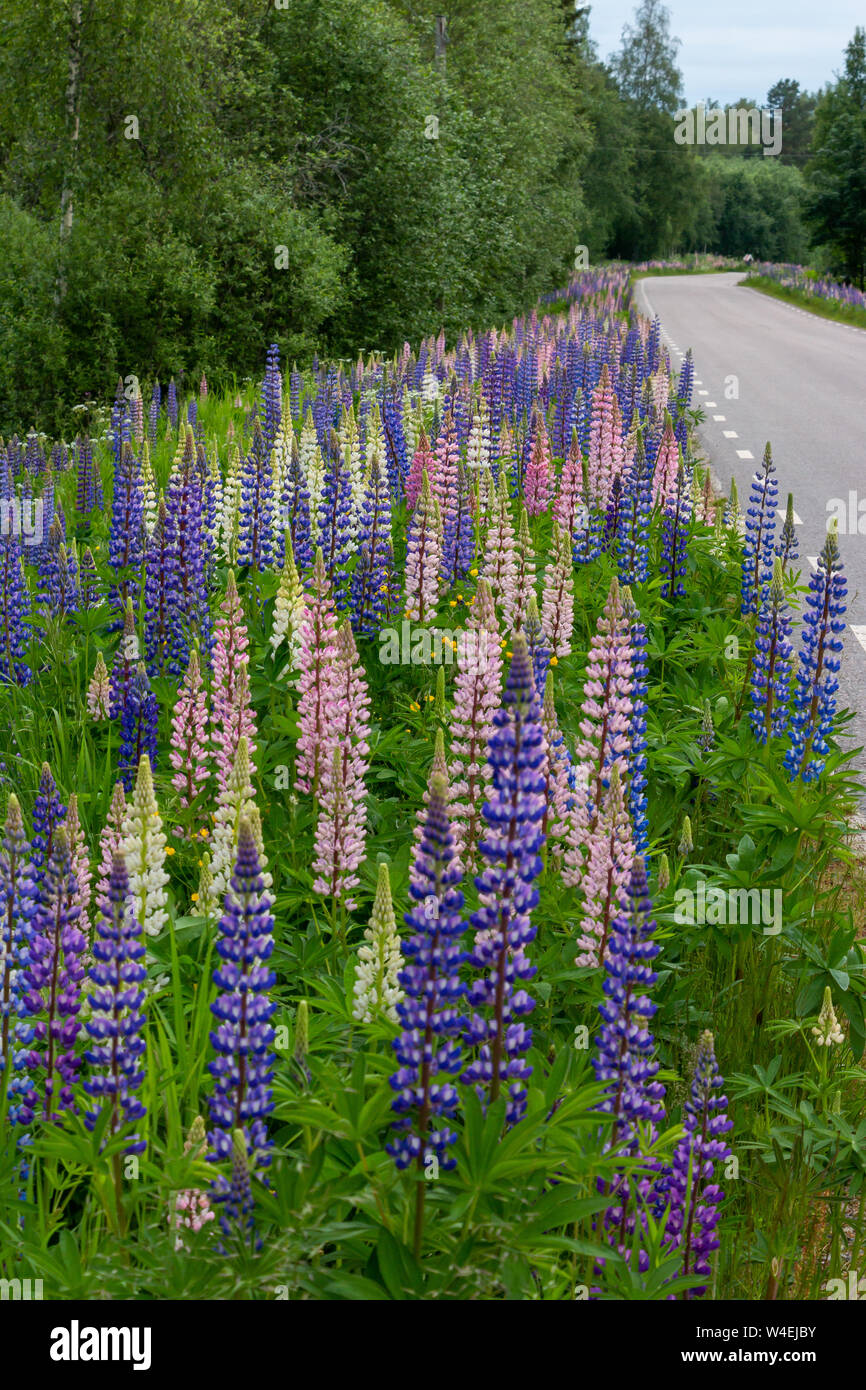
[634,270,866,784]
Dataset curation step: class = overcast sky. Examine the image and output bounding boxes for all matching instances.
[588,0,864,105]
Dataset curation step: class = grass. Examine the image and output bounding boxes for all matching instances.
[741,276,866,331]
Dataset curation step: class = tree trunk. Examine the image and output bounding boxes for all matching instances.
[57,0,83,302]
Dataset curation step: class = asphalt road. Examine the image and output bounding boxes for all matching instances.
[634,270,866,784]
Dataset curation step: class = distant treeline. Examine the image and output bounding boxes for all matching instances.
[0,0,863,432]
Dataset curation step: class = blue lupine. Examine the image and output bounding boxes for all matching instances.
[775,491,799,572]
[280,437,314,572]
[118,663,159,791]
[615,433,652,586]
[74,435,96,516]
[0,534,32,685]
[740,443,778,616]
[30,763,67,890]
[165,434,211,674]
[523,595,551,702]
[83,853,147,1153]
[0,795,38,1126]
[35,520,79,620]
[593,856,666,1273]
[143,497,177,676]
[208,819,276,1244]
[660,461,692,600]
[166,378,178,431]
[573,456,603,565]
[784,529,847,783]
[108,441,144,611]
[661,1030,732,1297]
[462,634,545,1126]
[318,432,354,603]
[349,453,392,637]
[22,827,86,1120]
[388,773,466,1173]
[750,557,794,745]
[237,418,274,571]
[262,343,282,452]
[148,381,161,448]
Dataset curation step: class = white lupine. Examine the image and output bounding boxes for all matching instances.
[206,737,255,918]
[339,404,364,520]
[812,987,845,1048]
[219,443,241,563]
[247,804,273,893]
[352,861,403,1023]
[207,440,223,545]
[270,544,307,668]
[402,388,420,459]
[140,440,158,537]
[122,755,169,939]
[305,444,326,546]
[298,407,318,475]
[466,406,491,475]
[270,416,295,538]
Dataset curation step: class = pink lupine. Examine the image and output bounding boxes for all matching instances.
[431,410,459,515]
[587,363,624,509]
[513,506,536,631]
[573,576,634,826]
[523,410,552,516]
[553,429,582,537]
[87,651,111,720]
[405,427,435,510]
[312,745,367,912]
[95,782,127,918]
[482,472,518,631]
[211,571,256,794]
[171,1116,215,1250]
[404,472,441,622]
[572,768,634,967]
[295,548,339,799]
[328,619,372,805]
[199,372,208,399]
[448,578,503,871]
[650,368,670,418]
[540,521,575,660]
[170,647,210,813]
[652,413,680,510]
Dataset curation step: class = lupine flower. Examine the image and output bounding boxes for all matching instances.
[523,593,551,703]
[170,648,211,813]
[552,429,582,537]
[82,853,147,1152]
[312,621,371,910]
[0,795,37,1126]
[171,1116,215,1249]
[588,364,624,509]
[448,578,502,872]
[575,766,636,967]
[164,430,211,674]
[108,442,145,608]
[540,521,575,659]
[442,461,475,585]
[207,737,256,919]
[96,782,127,919]
[353,861,404,1024]
[118,663,159,791]
[405,428,435,510]
[540,671,573,858]
[0,533,32,685]
[65,794,92,947]
[678,815,693,857]
[572,577,633,828]
[463,634,545,1126]
[481,471,518,630]
[318,434,354,601]
[750,557,794,745]
[86,651,111,720]
[270,542,307,667]
[31,762,67,889]
[261,342,282,452]
[776,492,799,572]
[784,529,847,783]
[698,698,715,752]
[143,496,177,676]
[621,586,649,857]
[523,409,552,515]
[387,773,465,1174]
[812,986,844,1047]
[740,443,778,616]
[593,857,666,1272]
[211,571,256,796]
[295,549,339,799]
[661,1030,732,1296]
[109,599,139,719]
[404,472,441,623]
[349,453,393,639]
[23,827,86,1119]
[121,755,169,941]
[615,432,652,587]
[660,461,692,600]
[512,506,536,630]
[651,415,680,511]
[207,819,276,1243]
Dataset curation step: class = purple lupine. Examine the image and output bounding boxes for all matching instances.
[280,437,314,573]
[660,461,691,600]
[207,818,277,1241]
[23,827,86,1119]
[0,533,32,685]
[784,529,847,783]
[349,453,392,637]
[462,633,545,1126]
[749,556,793,745]
[148,381,161,449]
[108,441,144,619]
[622,587,649,857]
[165,430,211,674]
[143,496,177,676]
[30,763,67,890]
[388,772,466,1254]
[74,435,96,517]
[261,342,282,452]
[775,492,799,572]
[317,432,354,603]
[593,856,666,1271]
[237,418,274,572]
[167,378,178,431]
[615,432,652,586]
[740,443,778,616]
[118,663,159,791]
[661,1031,732,1296]
[0,795,38,1126]
[83,854,147,1153]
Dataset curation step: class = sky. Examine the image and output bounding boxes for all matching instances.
[587,0,864,105]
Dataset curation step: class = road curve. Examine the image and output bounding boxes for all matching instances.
[633,270,866,783]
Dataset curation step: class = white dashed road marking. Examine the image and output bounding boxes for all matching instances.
[850,626,866,655]
[723,430,738,438]
[713,414,726,421]
[736,450,754,459]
